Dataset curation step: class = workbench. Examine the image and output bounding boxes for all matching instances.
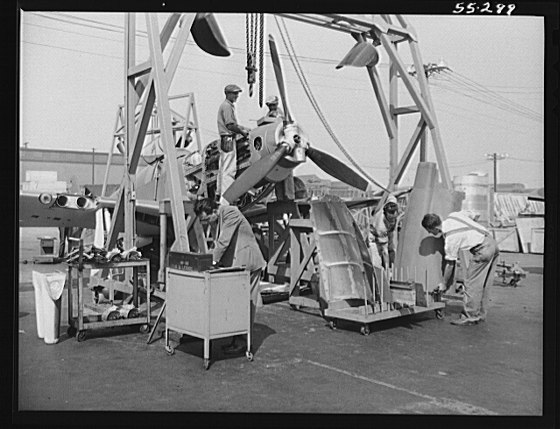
[66,259,151,341]
[165,267,253,370]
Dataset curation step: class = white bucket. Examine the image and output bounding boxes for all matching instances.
[32,271,66,344]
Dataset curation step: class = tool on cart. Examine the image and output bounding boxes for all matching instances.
[496,260,526,287]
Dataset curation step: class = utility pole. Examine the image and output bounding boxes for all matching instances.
[92,148,96,185]
[408,60,450,163]
[485,152,508,192]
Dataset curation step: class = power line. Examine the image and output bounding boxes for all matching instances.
[430,78,542,123]
[507,156,543,163]
[430,87,542,138]
[435,71,543,122]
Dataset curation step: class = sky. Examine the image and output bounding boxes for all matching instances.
[19,9,547,189]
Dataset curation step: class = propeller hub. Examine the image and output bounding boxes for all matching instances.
[275,123,308,164]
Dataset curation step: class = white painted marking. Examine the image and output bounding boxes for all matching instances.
[306,359,498,415]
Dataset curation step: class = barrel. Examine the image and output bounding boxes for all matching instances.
[453,173,491,225]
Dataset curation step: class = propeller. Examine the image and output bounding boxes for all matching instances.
[269,34,370,192]
[307,147,369,191]
[222,145,289,203]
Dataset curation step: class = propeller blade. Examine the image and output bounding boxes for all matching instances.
[190,13,231,57]
[335,41,379,69]
[223,145,289,203]
[268,35,294,123]
[307,147,369,191]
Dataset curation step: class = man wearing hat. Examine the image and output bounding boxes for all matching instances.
[256,95,294,200]
[257,95,284,126]
[217,84,251,203]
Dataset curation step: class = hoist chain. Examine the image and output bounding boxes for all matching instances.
[258,14,264,108]
[245,13,258,97]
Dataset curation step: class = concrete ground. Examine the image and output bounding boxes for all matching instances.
[16,228,544,420]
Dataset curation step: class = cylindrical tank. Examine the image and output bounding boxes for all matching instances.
[453,173,490,226]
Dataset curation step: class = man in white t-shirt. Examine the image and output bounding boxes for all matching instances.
[421,211,500,325]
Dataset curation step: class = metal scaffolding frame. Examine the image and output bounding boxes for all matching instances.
[108,12,451,257]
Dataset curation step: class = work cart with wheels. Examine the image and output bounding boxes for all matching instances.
[65,241,151,341]
[165,266,253,370]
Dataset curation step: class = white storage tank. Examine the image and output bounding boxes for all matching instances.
[453,172,491,226]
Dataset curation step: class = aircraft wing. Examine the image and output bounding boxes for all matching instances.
[19,191,98,229]
[96,196,160,218]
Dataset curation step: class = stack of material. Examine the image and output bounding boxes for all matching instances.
[515,217,545,254]
[494,193,545,222]
[492,193,545,254]
[21,171,67,192]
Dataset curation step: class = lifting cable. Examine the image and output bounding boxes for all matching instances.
[274,16,389,192]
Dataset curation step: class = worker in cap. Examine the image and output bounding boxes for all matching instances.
[257,95,285,126]
[369,194,403,271]
[256,95,293,200]
[193,197,266,355]
[216,84,251,204]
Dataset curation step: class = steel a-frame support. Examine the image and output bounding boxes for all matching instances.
[279,13,451,192]
[107,13,197,252]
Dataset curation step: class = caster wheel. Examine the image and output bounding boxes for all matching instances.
[77,331,87,342]
[435,309,444,320]
[360,325,370,336]
[290,304,301,311]
[67,326,77,337]
[246,351,254,362]
[328,319,337,330]
[165,345,175,356]
[203,359,210,370]
[139,324,150,334]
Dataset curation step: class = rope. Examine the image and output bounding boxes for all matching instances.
[274,16,389,192]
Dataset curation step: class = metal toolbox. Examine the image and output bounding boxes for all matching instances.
[164,267,254,370]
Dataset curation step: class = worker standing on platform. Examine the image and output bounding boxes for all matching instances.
[421,211,500,326]
[369,194,402,271]
[217,84,251,204]
[257,95,284,126]
[194,198,266,354]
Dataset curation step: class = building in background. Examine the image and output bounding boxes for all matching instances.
[19,147,147,195]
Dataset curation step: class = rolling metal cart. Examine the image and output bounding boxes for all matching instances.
[66,251,151,342]
[165,266,253,370]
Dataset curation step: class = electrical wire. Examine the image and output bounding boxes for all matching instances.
[430,86,542,137]
[431,71,542,122]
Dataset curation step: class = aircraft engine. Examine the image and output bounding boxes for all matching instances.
[54,194,95,210]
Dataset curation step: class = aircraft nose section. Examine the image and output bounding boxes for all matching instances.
[191,13,231,57]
